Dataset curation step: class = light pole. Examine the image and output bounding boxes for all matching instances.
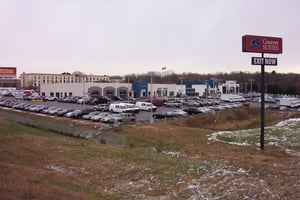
[82,74,86,108]
[178,76,185,97]
[127,76,130,103]
[249,79,254,93]
[83,76,85,97]
[150,73,153,123]
[148,71,155,123]
[211,77,218,98]
[205,80,209,99]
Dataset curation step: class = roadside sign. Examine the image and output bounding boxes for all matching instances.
[0,67,17,79]
[242,34,283,150]
[251,57,277,66]
[242,35,282,54]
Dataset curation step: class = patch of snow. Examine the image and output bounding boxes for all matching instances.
[163,151,181,156]
[208,118,300,147]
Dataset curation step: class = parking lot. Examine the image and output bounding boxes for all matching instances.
[0,96,254,125]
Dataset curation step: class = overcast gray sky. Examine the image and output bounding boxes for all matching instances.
[1,0,299,76]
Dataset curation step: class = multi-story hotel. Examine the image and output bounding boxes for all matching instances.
[20,71,110,90]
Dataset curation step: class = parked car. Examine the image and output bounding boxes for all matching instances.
[90,112,112,122]
[166,110,188,117]
[44,96,57,101]
[183,107,202,115]
[82,111,102,120]
[152,112,171,119]
[163,100,181,108]
[90,96,109,105]
[12,102,27,110]
[18,103,32,110]
[65,109,94,119]
[0,99,16,107]
[149,99,165,106]
[197,107,212,113]
[101,113,136,123]
[41,106,58,114]
[109,103,140,114]
[110,96,123,101]
[31,105,48,113]
[212,105,226,111]
[135,101,157,112]
[48,107,64,115]
[26,104,40,112]
[186,100,201,107]
[56,109,74,117]
[94,104,110,112]
[77,97,91,104]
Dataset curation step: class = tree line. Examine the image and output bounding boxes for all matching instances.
[125,71,300,95]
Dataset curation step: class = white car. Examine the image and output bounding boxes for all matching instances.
[166,109,188,117]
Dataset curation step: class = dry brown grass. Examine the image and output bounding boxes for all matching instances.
[1,108,300,199]
[180,108,296,131]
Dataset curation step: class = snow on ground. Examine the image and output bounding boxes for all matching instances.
[208,118,300,147]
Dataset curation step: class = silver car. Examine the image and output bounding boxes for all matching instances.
[101,113,136,123]
[90,113,112,122]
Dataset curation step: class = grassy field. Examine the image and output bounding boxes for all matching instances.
[0,108,299,199]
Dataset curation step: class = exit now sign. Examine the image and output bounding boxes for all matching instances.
[251,57,277,66]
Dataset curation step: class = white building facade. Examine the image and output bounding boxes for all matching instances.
[40,79,240,99]
[20,71,109,90]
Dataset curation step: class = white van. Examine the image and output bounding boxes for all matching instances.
[109,103,140,114]
[135,101,157,112]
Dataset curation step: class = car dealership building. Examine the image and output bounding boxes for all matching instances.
[40,78,240,99]
[18,70,240,99]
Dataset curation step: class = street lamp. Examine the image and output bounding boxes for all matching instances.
[161,67,167,78]
[127,76,130,103]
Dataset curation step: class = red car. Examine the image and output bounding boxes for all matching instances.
[146,99,165,106]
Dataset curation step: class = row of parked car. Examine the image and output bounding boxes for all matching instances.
[162,98,221,108]
[152,102,244,119]
[57,96,111,105]
[0,98,136,124]
[0,96,248,124]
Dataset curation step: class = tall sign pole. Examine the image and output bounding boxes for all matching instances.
[260,52,265,149]
[242,35,282,150]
